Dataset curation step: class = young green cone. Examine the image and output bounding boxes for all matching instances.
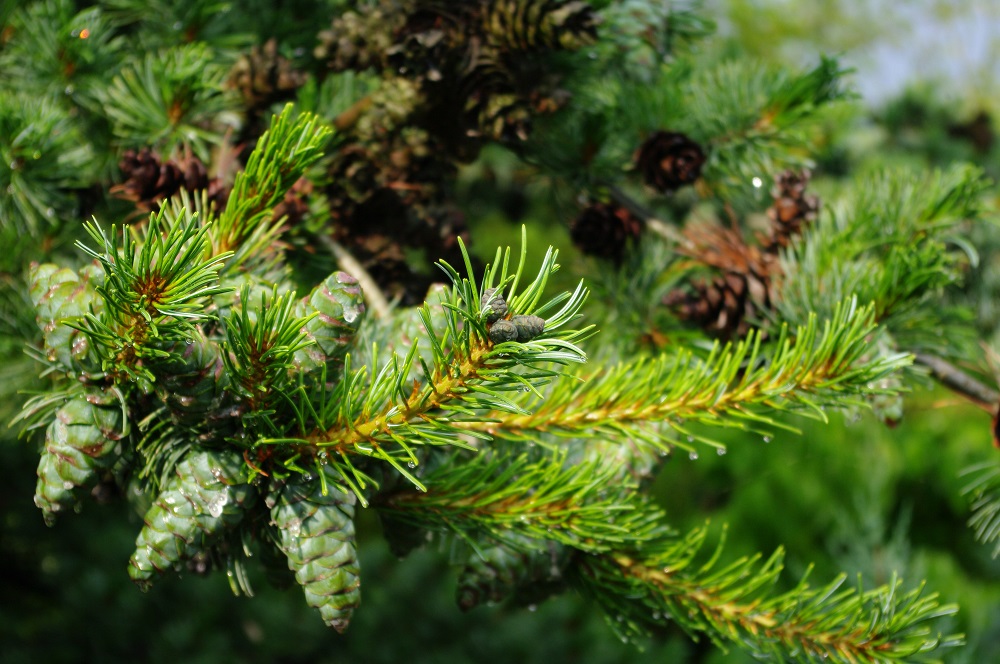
[129,448,255,589]
[34,394,124,525]
[269,472,360,632]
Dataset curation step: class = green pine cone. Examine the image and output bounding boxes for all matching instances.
[392,283,450,376]
[129,448,255,589]
[28,262,103,371]
[34,394,124,525]
[456,534,571,611]
[270,473,360,632]
[153,330,230,426]
[293,271,365,375]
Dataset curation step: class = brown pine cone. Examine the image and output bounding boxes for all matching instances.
[665,225,776,338]
[570,202,643,263]
[113,149,215,211]
[761,170,819,252]
[315,6,400,72]
[635,131,706,193]
[482,0,599,52]
[228,39,306,113]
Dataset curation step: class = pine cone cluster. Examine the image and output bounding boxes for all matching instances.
[667,170,820,338]
[317,0,597,150]
[570,202,643,263]
[27,235,371,629]
[635,131,706,193]
[311,1,600,303]
[113,149,229,213]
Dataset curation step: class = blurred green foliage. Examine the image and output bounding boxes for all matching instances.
[3,1,1000,662]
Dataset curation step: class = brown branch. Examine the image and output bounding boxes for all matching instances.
[308,337,490,452]
[912,352,999,413]
[603,183,689,246]
[332,95,373,132]
[313,233,391,319]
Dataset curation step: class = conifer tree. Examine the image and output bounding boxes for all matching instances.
[2,1,998,662]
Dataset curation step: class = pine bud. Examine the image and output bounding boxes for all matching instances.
[482,288,509,323]
[488,319,519,343]
[511,314,545,341]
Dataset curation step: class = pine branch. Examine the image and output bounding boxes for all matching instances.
[221,285,317,411]
[775,164,989,357]
[73,205,232,383]
[912,352,999,412]
[214,104,332,266]
[258,233,593,494]
[574,529,961,662]
[377,450,663,553]
[962,461,1000,558]
[453,298,908,453]
[99,43,234,160]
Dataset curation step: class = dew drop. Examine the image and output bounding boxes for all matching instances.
[762,436,772,444]
[210,467,224,481]
[716,448,726,456]
[407,461,416,469]
[207,490,229,518]
[62,481,74,490]
[285,517,301,537]
[688,452,699,461]
[342,303,360,323]
[527,604,537,612]
[686,435,694,443]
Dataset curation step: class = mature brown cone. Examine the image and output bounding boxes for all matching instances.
[112,149,227,212]
[570,202,643,263]
[228,39,306,113]
[665,225,777,338]
[315,5,401,72]
[635,131,706,193]
[760,169,819,252]
[387,5,468,80]
[482,0,599,52]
